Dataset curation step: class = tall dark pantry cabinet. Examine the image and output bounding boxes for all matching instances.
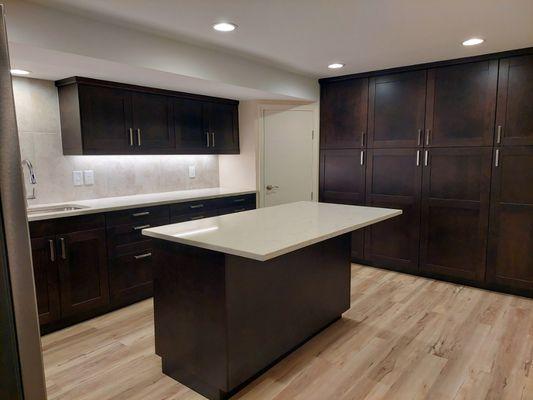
[319,49,533,297]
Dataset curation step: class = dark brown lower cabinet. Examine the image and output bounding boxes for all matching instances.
[419,148,492,282]
[30,237,61,325]
[320,149,366,260]
[364,148,422,274]
[58,229,109,318]
[109,246,154,307]
[487,146,533,293]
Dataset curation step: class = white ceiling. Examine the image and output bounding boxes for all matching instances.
[30,0,533,78]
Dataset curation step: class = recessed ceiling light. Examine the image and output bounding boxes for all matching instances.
[328,63,345,69]
[462,38,484,46]
[213,22,237,32]
[10,69,30,76]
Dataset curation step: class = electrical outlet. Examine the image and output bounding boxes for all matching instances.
[188,165,196,178]
[83,170,95,185]
[72,170,83,186]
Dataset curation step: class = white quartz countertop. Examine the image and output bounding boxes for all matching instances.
[142,201,402,261]
[27,187,256,222]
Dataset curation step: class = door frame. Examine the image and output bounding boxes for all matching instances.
[258,103,319,208]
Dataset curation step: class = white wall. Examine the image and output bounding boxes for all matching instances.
[14,77,219,205]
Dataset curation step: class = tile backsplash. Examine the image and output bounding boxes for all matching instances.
[13,77,219,205]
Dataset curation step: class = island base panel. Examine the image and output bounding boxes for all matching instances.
[153,234,351,400]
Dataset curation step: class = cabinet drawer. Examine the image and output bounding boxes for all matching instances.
[217,194,256,208]
[109,246,153,307]
[106,205,169,227]
[170,198,220,217]
[30,214,105,238]
[218,203,255,216]
[170,209,219,224]
[107,217,168,257]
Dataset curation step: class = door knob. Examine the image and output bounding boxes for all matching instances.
[266,185,279,191]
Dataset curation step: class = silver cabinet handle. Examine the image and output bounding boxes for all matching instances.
[137,128,142,147]
[129,128,134,146]
[424,150,429,166]
[206,132,210,147]
[496,125,502,144]
[426,129,431,146]
[49,239,55,262]
[134,252,152,260]
[495,149,500,167]
[416,150,420,166]
[133,224,150,231]
[234,208,246,212]
[360,150,364,165]
[59,237,66,260]
[132,211,150,217]
[189,204,204,209]
[233,198,246,203]
[190,215,205,220]
[361,131,365,147]
[417,129,422,146]
[211,132,215,147]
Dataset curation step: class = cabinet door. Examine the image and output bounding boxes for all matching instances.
[58,229,109,317]
[79,85,133,154]
[365,148,422,273]
[209,102,239,153]
[319,149,366,260]
[109,247,153,307]
[425,61,498,147]
[419,148,491,282]
[174,98,209,153]
[495,55,533,147]
[368,71,426,148]
[30,237,60,325]
[487,147,533,291]
[131,92,174,151]
[320,79,368,149]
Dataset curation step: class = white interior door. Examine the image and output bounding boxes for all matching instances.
[263,109,315,207]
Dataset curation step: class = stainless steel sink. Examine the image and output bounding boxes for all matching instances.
[27,204,88,215]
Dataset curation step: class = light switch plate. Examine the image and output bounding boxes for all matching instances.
[83,170,95,185]
[72,170,83,186]
[188,165,196,178]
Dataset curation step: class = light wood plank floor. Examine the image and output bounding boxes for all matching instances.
[42,264,533,400]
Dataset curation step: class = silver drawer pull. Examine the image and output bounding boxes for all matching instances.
[132,211,150,217]
[134,252,152,260]
[189,204,204,209]
[133,224,150,231]
[190,215,205,220]
[234,208,246,212]
[59,237,66,260]
[233,198,246,203]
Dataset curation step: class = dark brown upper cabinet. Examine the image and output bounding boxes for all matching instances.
[320,79,368,149]
[75,84,133,154]
[56,77,239,155]
[487,146,533,292]
[419,147,492,283]
[495,55,533,146]
[364,148,422,274]
[131,91,174,152]
[174,98,209,153]
[425,61,498,147]
[206,102,239,153]
[368,70,427,148]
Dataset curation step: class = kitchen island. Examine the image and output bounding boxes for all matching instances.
[143,201,401,400]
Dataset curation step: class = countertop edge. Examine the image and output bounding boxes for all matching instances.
[27,189,257,222]
[143,208,402,261]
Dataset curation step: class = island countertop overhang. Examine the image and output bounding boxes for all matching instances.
[142,201,401,261]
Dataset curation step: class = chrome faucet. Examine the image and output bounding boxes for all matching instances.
[21,159,36,199]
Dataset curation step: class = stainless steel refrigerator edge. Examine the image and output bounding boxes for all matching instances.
[0,3,47,399]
